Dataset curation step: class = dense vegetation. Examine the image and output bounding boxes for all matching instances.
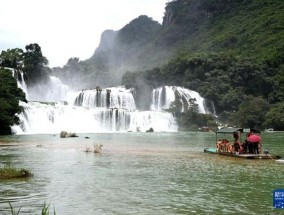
[130,61,281,131]
[0,44,50,86]
[120,0,284,130]
[0,43,49,134]
[0,68,27,134]
[160,0,284,62]
[122,53,284,130]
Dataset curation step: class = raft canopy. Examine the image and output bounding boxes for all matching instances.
[215,127,260,134]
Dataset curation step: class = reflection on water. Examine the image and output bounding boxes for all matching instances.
[0,132,284,214]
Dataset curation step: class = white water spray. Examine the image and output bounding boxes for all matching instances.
[12,74,213,134]
[151,86,208,113]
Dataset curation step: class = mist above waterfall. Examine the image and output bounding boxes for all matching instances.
[51,15,171,90]
[26,76,69,102]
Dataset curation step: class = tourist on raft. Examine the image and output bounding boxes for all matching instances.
[215,132,262,154]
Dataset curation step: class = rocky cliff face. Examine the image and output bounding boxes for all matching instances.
[90,15,163,78]
[87,0,243,84]
[93,30,117,55]
[162,0,246,26]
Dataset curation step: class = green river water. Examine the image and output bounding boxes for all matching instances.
[0,132,283,214]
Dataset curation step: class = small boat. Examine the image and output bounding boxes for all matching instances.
[204,127,281,160]
[265,128,274,132]
[204,147,281,159]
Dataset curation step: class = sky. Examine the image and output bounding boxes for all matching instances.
[0,0,169,67]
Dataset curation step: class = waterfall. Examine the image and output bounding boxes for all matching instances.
[27,76,69,102]
[10,69,28,97]
[128,111,177,132]
[73,87,136,110]
[151,86,209,114]
[17,70,28,97]
[11,101,176,134]
[11,69,69,102]
[11,75,214,134]
[12,81,178,134]
[151,86,175,111]
[12,102,132,134]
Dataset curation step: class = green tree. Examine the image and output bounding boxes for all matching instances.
[268,65,284,103]
[220,88,243,112]
[63,57,83,74]
[231,96,269,129]
[263,102,284,131]
[167,97,216,131]
[0,48,25,83]
[0,48,24,70]
[144,67,165,87]
[23,43,49,85]
[0,68,27,135]
[121,71,136,88]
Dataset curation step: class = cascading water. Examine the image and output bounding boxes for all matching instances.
[27,76,69,102]
[15,70,28,97]
[11,74,212,134]
[68,86,176,133]
[151,86,211,114]
[12,102,132,134]
[74,87,136,110]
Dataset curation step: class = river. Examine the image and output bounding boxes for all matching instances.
[0,132,284,214]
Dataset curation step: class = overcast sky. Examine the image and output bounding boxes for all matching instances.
[0,0,169,67]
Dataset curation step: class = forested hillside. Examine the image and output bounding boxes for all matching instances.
[120,0,284,130]
[160,0,283,63]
